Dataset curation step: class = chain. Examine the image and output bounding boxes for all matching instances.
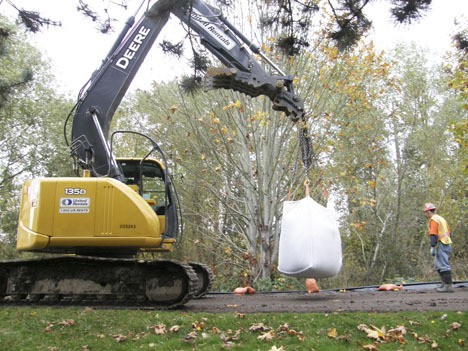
[298,120,312,178]
[297,119,328,202]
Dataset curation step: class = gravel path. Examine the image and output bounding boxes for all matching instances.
[183,282,468,313]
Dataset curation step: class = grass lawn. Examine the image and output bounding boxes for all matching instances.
[0,307,465,350]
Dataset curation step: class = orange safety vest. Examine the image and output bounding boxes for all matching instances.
[429,214,452,245]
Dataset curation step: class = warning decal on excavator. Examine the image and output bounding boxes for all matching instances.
[59,197,90,214]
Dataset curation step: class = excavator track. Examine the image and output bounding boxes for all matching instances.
[0,256,197,309]
[189,262,214,299]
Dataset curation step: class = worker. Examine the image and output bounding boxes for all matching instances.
[423,203,453,292]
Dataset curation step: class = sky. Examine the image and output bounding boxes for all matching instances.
[365,0,467,56]
[2,0,467,95]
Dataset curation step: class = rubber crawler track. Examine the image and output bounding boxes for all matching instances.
[189,262,214,299]
[0,256,200,309]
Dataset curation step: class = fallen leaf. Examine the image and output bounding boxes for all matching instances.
[327,328,338,338]
[258,330,275,342]
[44,323,55,333]
[191,321,205,331]
[150,324,167,335]
[249,323,271,332]
[222,341,235,349]
[112,334,127,342]
[220,329,241,342]
[387,326,406,335]
[357,324,384,340]
[184,331,198,342]
[82,307,94,314]
[357,324,368,331]
[458,339,465,346]
[132,331,147,340]
[212,326,221,334]
[337,334,352,342]
[269,346,285,351]
[431,341,438,349]
[362,344,378,350]
[414,334,431,344]
[386,326,406,343]
[58,319,75,327]
[450,322,461,330]
[170,325,180,333]
[367,330,381,340]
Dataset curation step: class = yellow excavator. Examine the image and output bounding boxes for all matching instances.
[0,0,305,308]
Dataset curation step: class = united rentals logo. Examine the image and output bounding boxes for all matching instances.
[191,10,235,50]
[59,197,90,214]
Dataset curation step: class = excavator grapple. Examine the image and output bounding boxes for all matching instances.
[204,67,304,120]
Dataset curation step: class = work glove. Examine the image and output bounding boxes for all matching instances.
[430,247,436,257]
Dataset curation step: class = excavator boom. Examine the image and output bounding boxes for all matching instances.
[71,0,305,179]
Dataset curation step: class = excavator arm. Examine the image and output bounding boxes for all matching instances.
[169,0,304,117]
[70,0,305,179]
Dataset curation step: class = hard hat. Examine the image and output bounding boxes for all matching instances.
[424,203,436,212]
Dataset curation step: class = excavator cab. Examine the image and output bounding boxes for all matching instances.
[117,157,179,239]
[119,158,166,209]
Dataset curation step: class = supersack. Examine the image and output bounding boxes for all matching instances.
[278,196,342,278]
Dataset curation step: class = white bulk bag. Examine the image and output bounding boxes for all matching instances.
[278,196,342,278]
